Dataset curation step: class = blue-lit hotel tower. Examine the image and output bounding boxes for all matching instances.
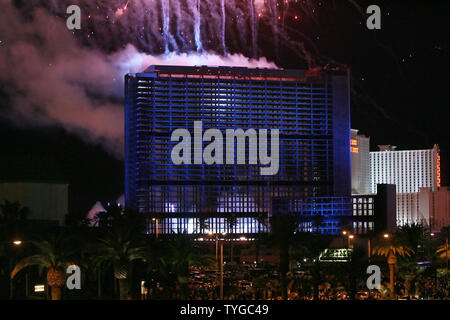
[125,65,351,235]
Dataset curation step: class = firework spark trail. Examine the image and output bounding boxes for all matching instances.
[249,0,258,58]
[4,0,401,155]
[190,0,203,52]
[281,0,290,33]
[115,0,129,17]
[47,0,313,62]
[269,0,279,60]
[161,0,179,54]
[41,0,327,63]
[173,0,188,51]
[0,1,279,157]
[220,0,226,55]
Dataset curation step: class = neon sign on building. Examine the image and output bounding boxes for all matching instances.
[436,153,441,187]
[350,138,359,153]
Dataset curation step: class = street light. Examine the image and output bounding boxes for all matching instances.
[220,232,226,300]
[342,230,348,247]
[207,231,219,266]
[342,231,354,249]
[383,233,390,239]
[208,231,226,300]
[349,235,354,249]
[8,239,24,299]
[152,218,159,239]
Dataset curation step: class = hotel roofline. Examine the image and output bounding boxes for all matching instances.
[371,144,440,153]
[136,65,348,82]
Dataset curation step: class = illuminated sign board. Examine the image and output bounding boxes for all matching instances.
[318,248,353,262]
[34,284,45,292]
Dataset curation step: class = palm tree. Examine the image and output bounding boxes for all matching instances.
[270,213,297,300]
[292,232,332,300]
[397,258,424,298]
[197,217,209,234]
[436,244,449,262]
[0,200,30,299]
[89,208,148,299]
[11,237,78,300]
[158,235,211,299]
[92,228,148,300]
[436,243,449,270]
[372,238,413,299]
[0,200,30,224]
[397,223,425,255]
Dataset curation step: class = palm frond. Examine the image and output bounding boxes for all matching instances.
[436,245,450,259]
[11,255,50,279]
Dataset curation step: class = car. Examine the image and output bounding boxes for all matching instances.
[356,291,369,300]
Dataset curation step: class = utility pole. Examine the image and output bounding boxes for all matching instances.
[215,234,218,264]
[9,260,13,299]
[446,236,448,290]
[220,241,224,300]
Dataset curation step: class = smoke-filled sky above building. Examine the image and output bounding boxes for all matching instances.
[0,0,448,211]
[0,0,281,156]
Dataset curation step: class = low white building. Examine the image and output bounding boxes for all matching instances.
[368,144,445,228]
[0,181,68,226]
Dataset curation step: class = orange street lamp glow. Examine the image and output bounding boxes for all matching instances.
[349,235,354,239]
[383,233,389,238]
[13,240,22,246]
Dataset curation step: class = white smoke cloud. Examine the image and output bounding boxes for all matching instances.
[0,1,277,157]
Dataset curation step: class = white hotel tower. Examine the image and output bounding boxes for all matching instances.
[369,144,446,228]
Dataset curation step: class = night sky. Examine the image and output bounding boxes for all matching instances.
[0,0,448,214]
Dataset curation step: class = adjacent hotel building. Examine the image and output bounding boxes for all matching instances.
[369,144,447,230]
[125,65,352,235]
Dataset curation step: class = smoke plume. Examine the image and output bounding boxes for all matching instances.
[0,1,277,157]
